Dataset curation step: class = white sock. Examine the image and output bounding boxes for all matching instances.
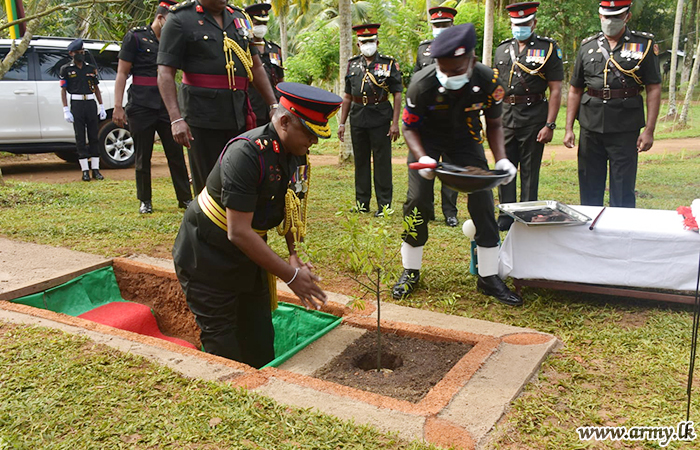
[401,242,423,270]
[90,157,100,170]
[79,158,89,171]
[477,246,500,277]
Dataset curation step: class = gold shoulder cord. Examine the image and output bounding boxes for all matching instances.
[606,38,652,86]
[277,154,310,245]
[223,31,254,89]
[361,59,392,96]
[509,42,553,85]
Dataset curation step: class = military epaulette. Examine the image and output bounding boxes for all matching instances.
[631,30,655,39]
[131,25,148,33]
[170,0,194,12]
[228,4,244,12]
[536,35,557,43]
[581,32,603,45]
[378,54,395,61]
[267,40,281,49]
[348,55,361,61]
[498,37,513,46]
[419,39,432,46]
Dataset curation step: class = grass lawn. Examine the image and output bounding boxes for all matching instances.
[1,139,700,448]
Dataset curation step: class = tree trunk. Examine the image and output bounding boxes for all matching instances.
[679,20,700,124]
[279,13,288,63]
[668,0,685,117]
[338,0,353,162]
[482,0,495,66]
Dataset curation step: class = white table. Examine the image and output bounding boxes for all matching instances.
[498,206,700,303]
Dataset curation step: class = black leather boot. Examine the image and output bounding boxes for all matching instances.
[477,275,523,306]
[92,169,104,180]
[81,170,90,182]
[139,201,153,214]
[392,269,420,299]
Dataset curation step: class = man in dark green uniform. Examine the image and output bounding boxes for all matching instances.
[494,2,563,231]
[60,38,107,182]
[114,0,192,214]
[157,0,278,196]
[173,82,341,368]
[391,24,522,306]
[337,23,403,216]
[245,3,284,127]
[414,6,460,227]
[564,0,661,208]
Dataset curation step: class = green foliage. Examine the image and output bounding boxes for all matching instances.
[454,0,511,59]
[285,24,340,86]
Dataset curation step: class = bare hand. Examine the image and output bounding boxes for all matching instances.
[563,130,576,148]
[288,266,327,310]
[637,129,654,152]
[388,123,400,142]
[536,126,554,144]
[172,120,194,148]
[113,106,126,128]
[338,125,345,142]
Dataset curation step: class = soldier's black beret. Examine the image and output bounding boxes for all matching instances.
[276,82,342,139]
[67,38,83,52]
[430,23,476,58]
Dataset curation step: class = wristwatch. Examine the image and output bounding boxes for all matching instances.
[546,122,557,130]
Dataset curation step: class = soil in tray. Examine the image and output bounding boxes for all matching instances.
[312,331,472,403]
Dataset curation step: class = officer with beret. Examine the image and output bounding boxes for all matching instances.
[337,24,403,216]
[414,6,460,228]
[114,0,193,214]
[564,0,661,208]
[392,24,522,306]
[494,2,563,231]
[157,0,279,196]
[60,38,107,182]
[245,3,284,127]
[173,82,341,368]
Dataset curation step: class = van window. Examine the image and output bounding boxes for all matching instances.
[0,50,30,81]
[37,50,71,80]
[89,50,119,80]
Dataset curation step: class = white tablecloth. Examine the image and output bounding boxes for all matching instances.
[498,206,700,291]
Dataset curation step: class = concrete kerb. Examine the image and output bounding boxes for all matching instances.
[0,257,561,450]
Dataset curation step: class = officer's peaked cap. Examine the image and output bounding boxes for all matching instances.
[67,38,83,52]
[506,2,539,24]
[430,23,476,59]
[599,0,632,15]
[245,3,272,22]
[428,6,457,24]
[352,23,380,42]
[276,82,342,139]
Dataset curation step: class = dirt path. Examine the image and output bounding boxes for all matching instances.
[1,137,698,183]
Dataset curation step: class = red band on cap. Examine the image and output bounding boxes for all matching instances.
[509,6,538,18]
[430,11,455,20]
[356,27,378,36]
[280,97,326,124]
[600,0,632,6]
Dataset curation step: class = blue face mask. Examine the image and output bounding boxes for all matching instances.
[512,25,533,41]
[436,67,469,90]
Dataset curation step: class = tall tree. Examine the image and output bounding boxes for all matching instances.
[482,0,494,65]
[679,0,700,125]
[338,0,353,161]
[668,0,685,117]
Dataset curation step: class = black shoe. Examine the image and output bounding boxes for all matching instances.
[178,199,192,209]
[139,201,153,214]
[477,275,523,306]
[392,269,420,299]
[445,216,458,227]
[351,205,369,213]
[81,170,90,182]
[92,169,104,180]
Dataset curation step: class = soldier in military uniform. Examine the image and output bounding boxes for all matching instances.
[172,82,341,368]
[245,3,284,127]
[564,0,661,208]
[157,0,279,196]
[114,0,192,214]
[414,6,460,227]
[494,2,563,231]
[60,38,107,182]
[337,24,403,216]
[391,24,522,307]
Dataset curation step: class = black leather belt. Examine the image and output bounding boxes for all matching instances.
[587,87,642,100]
[504,93,544,105]
[352,94,388,105]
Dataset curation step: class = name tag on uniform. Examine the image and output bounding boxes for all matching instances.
[620,43,644,60]
[464,103,485,112]
[526,49,546,64]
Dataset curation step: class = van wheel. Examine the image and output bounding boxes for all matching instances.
[54,151,79,163]
[98,121,135,169]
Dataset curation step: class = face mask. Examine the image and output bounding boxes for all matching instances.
[601,17,626,37]
[436,67,469,90]
[73,53,85,63]
[512,25,533,41]
[360,42,377,57]
[253,24,268,39]
[432,27,445,39]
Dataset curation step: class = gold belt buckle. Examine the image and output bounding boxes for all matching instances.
[602,87,611,100]
[362,95,368,106]
[508,95,516,105]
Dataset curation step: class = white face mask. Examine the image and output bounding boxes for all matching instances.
[360,42,377,57]
[432,27,445,39]
[601,17,626,37]
[436,67,469,90]
[253,24,268,39]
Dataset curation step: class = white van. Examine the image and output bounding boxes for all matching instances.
[0,36,134,168]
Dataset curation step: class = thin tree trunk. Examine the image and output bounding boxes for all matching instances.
[668,0,685,117]
[679,21,700,124]
[482,0,495,66]
[338,0,353,162]
[279,13,288,63]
